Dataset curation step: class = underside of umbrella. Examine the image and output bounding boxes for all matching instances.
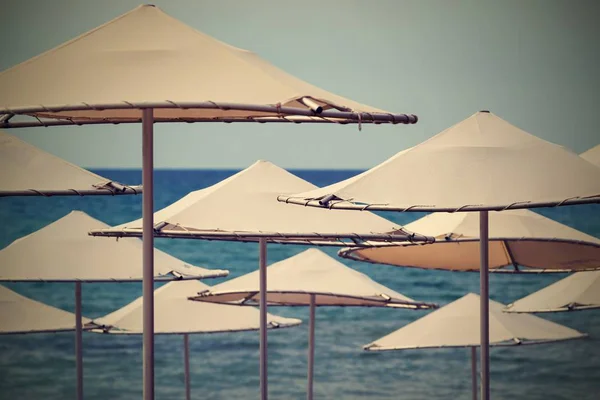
[191,248,435,309]
[338,209,600,273]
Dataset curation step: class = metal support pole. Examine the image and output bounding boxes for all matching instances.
[307,294,316,400]
[142,108,155,400]
[259,238,268,400]
[471,346,477,400]
[75,282,83,400]
[479,211,490,400]
[183,334,191,400]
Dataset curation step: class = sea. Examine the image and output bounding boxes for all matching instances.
[0,169,599,400]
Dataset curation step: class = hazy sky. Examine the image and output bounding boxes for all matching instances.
[1,0,599,169]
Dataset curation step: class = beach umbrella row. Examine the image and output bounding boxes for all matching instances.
[0,211,229,400]
[0,6,420,399]
[90,159,434,399]
[278,111,600,400]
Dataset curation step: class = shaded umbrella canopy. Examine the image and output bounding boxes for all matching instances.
[505,271,600,313]
[581,144,600,167]
[93,280,301,334]
[191,248,434,309]
[364,293,585,351]
[92,160,416,245]
[339,209,600,272]
[0,211,228,282]
[0,285,92,334]
[279,111,600,211]
[0,5,415,125]
[0,130,140,196]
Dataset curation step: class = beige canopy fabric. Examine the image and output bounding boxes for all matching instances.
[0,5,415,125]
[92,280,301,334]
[505,271,600,313]
[0,285,92,334]
[92,160,417,245]
[364,293,586,351]
[339,209,600,272]
[191,248,434,309]
[0,211,228,282]
[0,130,140,196]
[279,111,600,211]
[581,144,600,167]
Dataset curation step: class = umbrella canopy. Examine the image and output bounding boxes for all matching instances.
[279,111,600,212]
[581,144,600,167]
[0,285,92,334]
[0,130,140,196]
[339,209,600,272]
[0,5,415,126]
[505,271,600,313]
[364,293,585,351]
[91,160,422,245]
[191,248,434,309]
[93,280,301,334]
[0,211,228,282]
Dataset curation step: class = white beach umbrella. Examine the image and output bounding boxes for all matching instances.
[191,248,435,400]
[339,209,600,273]
[580,144,600,167]
[0,210,228,399]
[0,5,418,398]
[0,285,92,335]
[92,279,301,400]
[364,293,586,400]
[0,130,140,196]
[278,110,600,400]
[505,271,600,313]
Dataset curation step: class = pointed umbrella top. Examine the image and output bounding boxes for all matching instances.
[339,209,600,272]
[581,144,600,167]
[0,285,92,334]
[505,271,600,313]
[92,160,422,245]
[0,5,415,126]
[279,111,600,211]
[0,211,228,282]
[192,248,435,309]
[0,130,140,196]
[93,279,301,334]
[364,293,585,351]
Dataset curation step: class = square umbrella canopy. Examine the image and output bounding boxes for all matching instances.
[92,279,301,400]
[0,130,140,196]
[364,293,586,400]
[338,209,600,273]
[580,144,600,167]
[0,5,418,400]
[191,248,436,400]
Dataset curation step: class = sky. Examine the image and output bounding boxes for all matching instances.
[1,0,599,169]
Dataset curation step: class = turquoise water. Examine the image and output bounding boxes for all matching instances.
[0,169,599,400]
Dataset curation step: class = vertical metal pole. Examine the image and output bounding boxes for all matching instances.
[184,334,191,400]
[479,211,490,400]
[142,108,155,400]
[259,238,268,400]
[75,282,83,400]
[307,294,316,400]
[471,346,477,400]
